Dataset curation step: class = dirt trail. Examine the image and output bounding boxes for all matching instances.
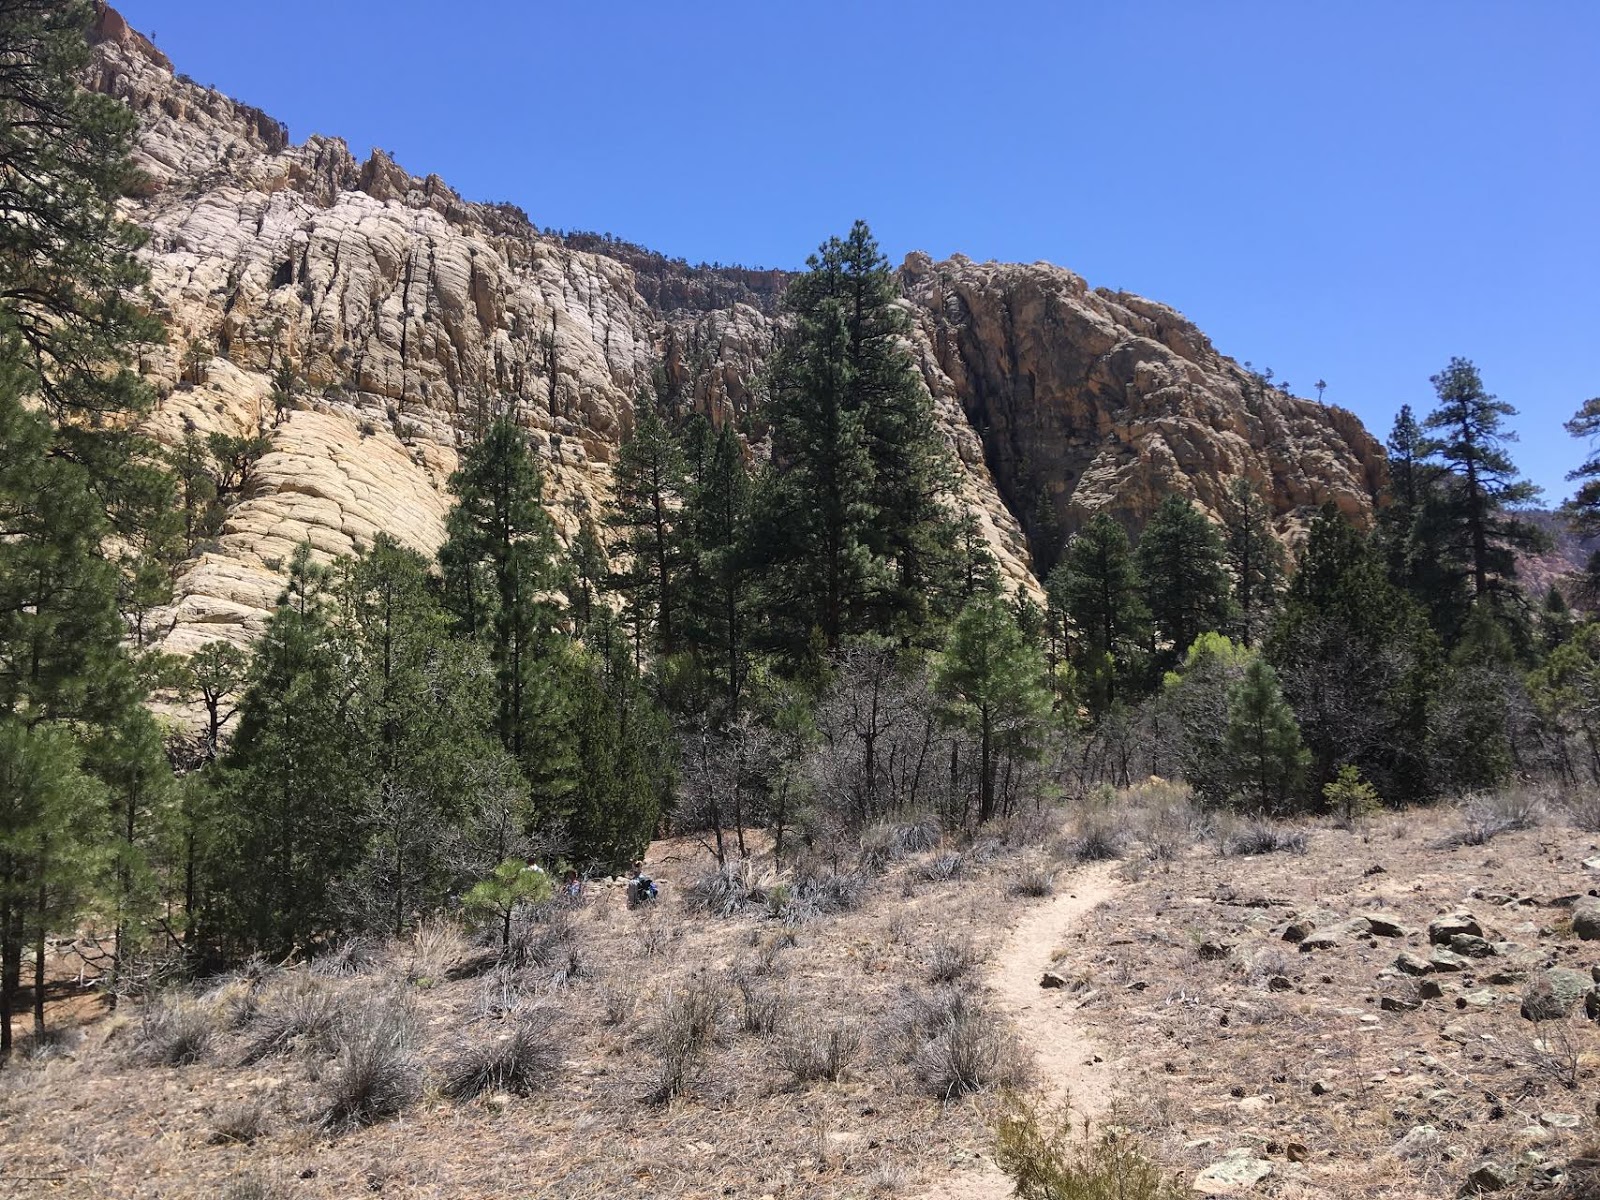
[924,862,1126,1200]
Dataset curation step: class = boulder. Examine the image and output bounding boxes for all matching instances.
[1459,1161,1514,1194]
[1573,898,1600,941]
[1194,1151,1273,1195]
[1431,949,1473,973]
[1367,916,1411,938]
[1396,951,1434,975]
[1519,968,1594,1021]
[1430,913,1483,944]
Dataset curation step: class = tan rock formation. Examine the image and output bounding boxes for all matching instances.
[85,10,1384,653]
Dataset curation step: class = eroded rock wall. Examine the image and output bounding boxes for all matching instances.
[85,10,1384,653]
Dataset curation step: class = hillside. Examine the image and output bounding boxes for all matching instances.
[5,793,1595,1199]
[84,5,1384,657]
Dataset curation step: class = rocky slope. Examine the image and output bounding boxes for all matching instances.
[86,6,1385,655]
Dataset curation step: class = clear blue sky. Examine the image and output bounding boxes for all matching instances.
[119,1,1598,502]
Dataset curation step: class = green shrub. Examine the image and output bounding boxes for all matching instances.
[995,1095,1181,1200]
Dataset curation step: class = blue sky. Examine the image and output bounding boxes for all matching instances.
[120,1,1598,502]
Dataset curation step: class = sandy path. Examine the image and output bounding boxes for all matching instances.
[923,861,1125,1200]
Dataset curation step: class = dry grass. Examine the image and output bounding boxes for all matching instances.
[237,971,343,1064]
[440,1008,559,1100]
[13,805,1591,1200]
[130,992,213,1066]
[315,990,418,1130]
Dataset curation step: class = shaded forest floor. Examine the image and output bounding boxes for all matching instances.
[1,797,1596,1200]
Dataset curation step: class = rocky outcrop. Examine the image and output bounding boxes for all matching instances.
[85,9,1386,653]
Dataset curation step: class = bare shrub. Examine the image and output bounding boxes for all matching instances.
[687,859,767,917]
[239,973,343,1064]
[995,1095,1181,1199]
[885,983,1029,1097]
[919,850,967,883]
[1562,788,1600,833]
[441,1008,559,1099]
[1010,863,1057,898]
[925,936,983,984]
[859,816,943,872]
[1129,781,1201,861]
[1228,820,1308,856]
[1069,811,1126,862]
[1520,1019,1584,1091]
[1448,788,1546,846]
[316,992,419,1130]
[647,973,726,1102]
[133,993,213,1066]
[312,936,381,978]
[731,966,789,1036]
[599,984,635,1028]
[209,1098,270,1145]
[779,1017,863,1084]
[908,994,1030,1098]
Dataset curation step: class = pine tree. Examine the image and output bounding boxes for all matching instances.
[1561,395,1600,603]
[680,421,754,719]
[339,535,512,934]
[438,415,574,824]
[1422,358,1544,612]
[1046,514,1148,716]
[935,591,1050,824]
[212,546,365,955]
[1136,495,1232,673]
[562,514,609,632]
[1267,504,1442,804]
[756,221,958,662]
[608,399,687,658]
[1223,657,1308,814]
[0,720,107,1051]
[1221,478,1284,648]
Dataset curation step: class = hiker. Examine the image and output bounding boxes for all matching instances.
[562,868,583,905]
[626,861,657,908]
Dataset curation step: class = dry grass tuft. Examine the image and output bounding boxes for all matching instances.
[132,992,213,1066]
[925,935,983,984]
[1227,820,1308,856]
[440,1008,559,1099]
[1446,788,1547,846]
[778,1016,863,1084]
[1010,862,1057,897]
[919,849,968,883]
[731,964,789,1035]
[239,972,343,1064]
[315,990,419,1130]
[646,972,725,1102]
[312,936,382,978]
[209,1098,270,1145]
[1068,812,1126,862]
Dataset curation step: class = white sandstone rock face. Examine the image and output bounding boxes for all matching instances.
[86,11,1383,654]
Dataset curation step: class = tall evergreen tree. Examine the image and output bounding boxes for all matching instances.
[608,399,687,658]
[1422,358,1544,613]
[1046,514,1148,716]
[1220,478,1283,648]
[1223,657,1308,814]
[0,0,176,1041]
[935,591,1050,824]
[1136,495,1231,672]
[212,547,364,955]
[680,421,754,719]
[1561,395,1600,604]
[1267,504,1441,804]
[339,535,513,935]
[756,221,958,662]
[438,414,574,823]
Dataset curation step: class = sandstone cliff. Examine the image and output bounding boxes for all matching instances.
[85,8,1385,655]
